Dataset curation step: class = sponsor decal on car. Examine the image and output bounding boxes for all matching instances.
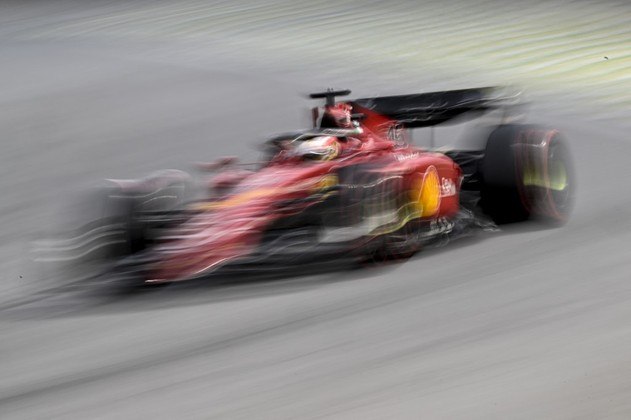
[395,152,419,162]
[440,177,457,196]
[387,123,405,143]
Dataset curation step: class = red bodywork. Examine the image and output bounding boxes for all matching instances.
[146,103,462,283]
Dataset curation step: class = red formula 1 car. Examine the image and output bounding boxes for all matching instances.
[41,87,574,286]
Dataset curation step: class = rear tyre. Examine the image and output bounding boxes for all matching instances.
[480,125,574,224]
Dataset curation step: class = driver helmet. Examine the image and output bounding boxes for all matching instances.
[291,136,340,161]
[321,103,353,128]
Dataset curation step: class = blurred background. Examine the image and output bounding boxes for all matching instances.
[1,1,630,418]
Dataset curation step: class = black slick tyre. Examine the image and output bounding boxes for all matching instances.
[480,124,574,224]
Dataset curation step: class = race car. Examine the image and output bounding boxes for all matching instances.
[38,87,574,286]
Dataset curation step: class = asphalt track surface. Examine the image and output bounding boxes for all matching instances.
[2,2,631,419]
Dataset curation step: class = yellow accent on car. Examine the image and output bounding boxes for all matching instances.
[411,166,441,218]
[193,187,280,211]
[314,173,338,191]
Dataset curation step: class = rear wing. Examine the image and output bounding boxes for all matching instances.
[350,87,522,128]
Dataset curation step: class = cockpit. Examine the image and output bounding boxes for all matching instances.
[266,126,365,162]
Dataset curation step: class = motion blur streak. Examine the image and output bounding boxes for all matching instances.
[2,1,631,419]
